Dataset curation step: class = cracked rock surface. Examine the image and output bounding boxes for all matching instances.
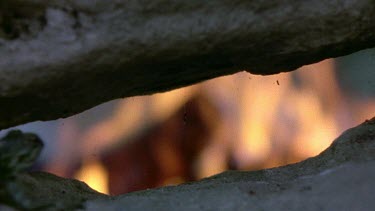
[1,0,375,129]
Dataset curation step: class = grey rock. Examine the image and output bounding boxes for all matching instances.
[336,48,375,98]
[1,0,375,129]
[2,172,108,210]
[0,130,107,210]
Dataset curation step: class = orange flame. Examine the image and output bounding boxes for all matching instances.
[55,58,374,194]
[74,158,109,194]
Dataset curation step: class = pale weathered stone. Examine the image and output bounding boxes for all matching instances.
[0,0,375,129]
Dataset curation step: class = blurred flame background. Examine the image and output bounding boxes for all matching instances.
[1,49,374,195]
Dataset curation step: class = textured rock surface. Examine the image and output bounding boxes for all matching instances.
[85,117,375,210]
[0,172,108,210]
[0,130,108,210]
[1,0,375,129]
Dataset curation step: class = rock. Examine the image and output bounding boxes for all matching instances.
[1,172,108,210]
[1,0,375,129]
[0,130,43,180]
[85,117,375,210]
[0,130,107,210]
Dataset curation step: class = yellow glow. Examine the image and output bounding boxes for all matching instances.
[68,59,373,186]
[291,90,337,157]
[74,159,109,194]
[161,176,185,186]
[289,60,339,157]
[196,143,228,178]
[235,73,290,166]
[80,87,195,157]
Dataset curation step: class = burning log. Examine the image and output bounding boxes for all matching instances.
[1,0,375,129]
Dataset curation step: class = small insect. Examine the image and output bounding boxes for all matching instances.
[276,80,280,85]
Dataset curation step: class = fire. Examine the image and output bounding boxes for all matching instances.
[74,158,109,194]
[79,87,196,158]
[235,73,289,168]
[46,57,374,194]
[286,60,342,159]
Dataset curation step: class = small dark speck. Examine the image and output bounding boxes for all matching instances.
[364,117,375,125]
[276,80,280,85]
[248,190,256,195]
[61,190,66,194]
[276,184,286,191]
[299,185,312,192]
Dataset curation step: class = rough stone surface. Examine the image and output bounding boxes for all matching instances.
[85,117,375,210]
[1,0,375,129]
[1,172,108,210]
[0,130,108,210]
